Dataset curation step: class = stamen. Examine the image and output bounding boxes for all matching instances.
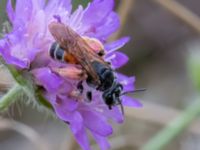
[53,15,62,23]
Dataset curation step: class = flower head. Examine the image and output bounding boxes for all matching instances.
[0,0,142,149]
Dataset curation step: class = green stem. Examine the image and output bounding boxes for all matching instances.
[6,64,27,86]
[142,97,200,150]
[0,84,23,111]
[0,58,53,110]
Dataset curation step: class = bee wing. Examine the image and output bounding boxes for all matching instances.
[48,22,75,50]
[49,22,109,85]
[49,22,107,64]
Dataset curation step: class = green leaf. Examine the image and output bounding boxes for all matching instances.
[188,50,200,91]
[72,0,90,10]
[142,97,200,150]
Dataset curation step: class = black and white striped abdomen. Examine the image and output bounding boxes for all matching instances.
[49,42,65,61]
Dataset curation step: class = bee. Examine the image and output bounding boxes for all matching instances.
[48,22,126,113]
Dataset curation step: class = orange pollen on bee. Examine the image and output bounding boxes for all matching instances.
[63,52,78,64]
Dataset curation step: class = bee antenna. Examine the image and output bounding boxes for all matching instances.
[120,88,146,96]
[118,100,124,115]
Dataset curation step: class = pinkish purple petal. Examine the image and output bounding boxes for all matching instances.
[56,96,78,111]
[105,37,130,53]
[56,108,83,132]
[6,0,15,22]
[81,0,119,41]
[45,0,72,14]
[70,126,91,150]
[92,132,110,150]
[83,0,114,25]
[106,52,129,69]
[31,0,46,10]
[122,96,143,108]
[80,109,113,136]
[117,73,136,92]
[104,106,124,123]
[15,0,33,24]
[69,6,84,31]
[32,68,63,93]
[0,37,31,68]
[93,12,120,40]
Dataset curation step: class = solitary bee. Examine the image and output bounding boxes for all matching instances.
[49,22,125,113]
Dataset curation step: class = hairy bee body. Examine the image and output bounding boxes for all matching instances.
[87,61,114,91]
[89,61,123,110]
[49,22,125,113]
[50,43,123,111]
[50,42,78,64]
[50,42,65,61]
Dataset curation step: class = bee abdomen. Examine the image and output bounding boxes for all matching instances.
[49,42,65,61]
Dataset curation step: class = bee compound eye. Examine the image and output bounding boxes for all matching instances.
[86,75,96,88]
[77,81,84,93]
[115,91,120,97]
[103,92,114,106]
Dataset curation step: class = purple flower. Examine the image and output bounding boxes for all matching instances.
[0,0,142,150]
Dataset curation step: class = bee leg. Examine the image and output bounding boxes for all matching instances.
[77,81,84,94]
[52,66,87,80]
[86,91,92,102]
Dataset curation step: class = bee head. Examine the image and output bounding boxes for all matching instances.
[102,82,124,113]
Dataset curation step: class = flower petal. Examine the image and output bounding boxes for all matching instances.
[105,37,130,53]
[104,106,124,123]
[81,0,118,40]
[15,0,33,23]
[81,109,113,136]
[31,0,46,10]
[70,126,91,150]
[94,12,120,40]
[32,67,63,92]
[0,37,31,68]
[83,0,114,25]
[57,108,83,133]
[117,73,135,92]
[106,52,129,69]
[122,96,143,108]
[45,0,72,14]
[6,0,15,22]
[69,5,84,31]
[91,132,110,150]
